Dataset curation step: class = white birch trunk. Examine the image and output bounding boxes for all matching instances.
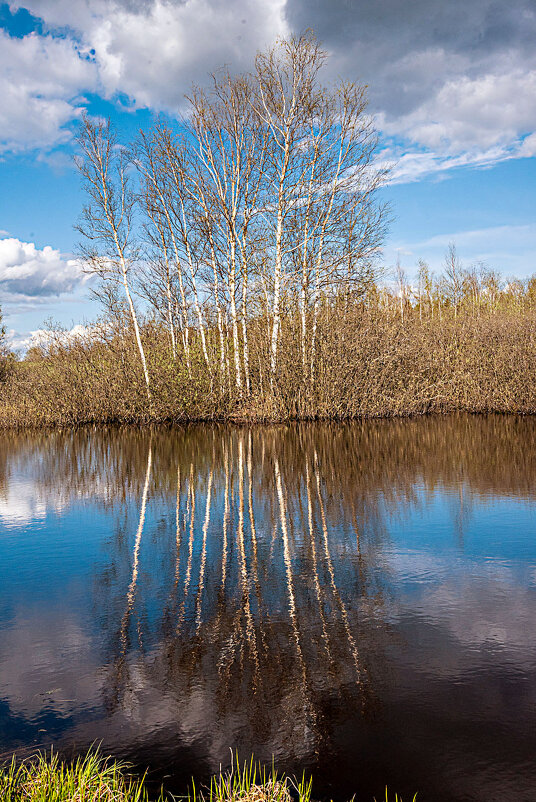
[98,152,151,401]
[301,280,307,379]
[166,225,192,377]
[163,261,176,360]
[180,204,210,370]
[270,205,284,381]
[229,238,242,390]
[241,253,250,394]
[211,251,227,388]
[120,263,151,401]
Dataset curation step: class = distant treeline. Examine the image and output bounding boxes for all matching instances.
[0,34,535,427]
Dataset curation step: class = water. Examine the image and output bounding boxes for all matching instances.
[1,416,536,801]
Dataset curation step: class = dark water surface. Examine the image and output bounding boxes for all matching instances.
[1,416,536,801]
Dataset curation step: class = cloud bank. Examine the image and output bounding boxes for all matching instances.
[1,0,535,180]
[0,237,84,298]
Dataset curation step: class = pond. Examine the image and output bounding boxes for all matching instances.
[1,416,536,801]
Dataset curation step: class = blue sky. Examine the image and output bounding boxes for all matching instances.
[1,0,535,349]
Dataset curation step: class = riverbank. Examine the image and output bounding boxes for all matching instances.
[2,309,536,429]
[0,750,414,802]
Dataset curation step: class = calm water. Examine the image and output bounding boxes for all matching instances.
[1,416,536,801]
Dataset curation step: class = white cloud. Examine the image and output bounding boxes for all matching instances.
[287,0,536,161]
[379,138,533,185]
[380,67,536,155]
[30,323,93,347]
[6,323,104,356]
[371,59,536,184]
[5,328,33,353]
[0,237,85,297]
[518,132,536,158]
[0,29,96,153]
[2,0,535,181]
[10,0,288,112]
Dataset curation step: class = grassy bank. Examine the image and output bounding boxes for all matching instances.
[0,751,415,802]
[2,303,536,428]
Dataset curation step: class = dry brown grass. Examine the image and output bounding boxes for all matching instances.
[1,304,536,428]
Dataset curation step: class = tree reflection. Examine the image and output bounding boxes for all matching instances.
[3,416,536,769]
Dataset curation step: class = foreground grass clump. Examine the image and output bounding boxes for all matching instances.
[189,757,311,802]
[173,756,416,802]
[0,750,416,802]
[0,750,164,801]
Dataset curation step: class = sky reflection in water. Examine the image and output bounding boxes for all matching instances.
[0,416,536,802]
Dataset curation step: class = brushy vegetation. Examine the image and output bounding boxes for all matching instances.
[2,281,536,428]
[0,751,415,802]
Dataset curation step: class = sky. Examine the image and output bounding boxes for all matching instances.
[0,0,535,350]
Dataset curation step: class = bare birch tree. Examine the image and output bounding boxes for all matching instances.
[134,129,192,375]
[443,242,464,319]
[75,117,151,400]
[252,33,388,381]
[185,72,268,393]
[395,257,407,323]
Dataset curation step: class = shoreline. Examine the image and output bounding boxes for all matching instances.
[0,406,535,432]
